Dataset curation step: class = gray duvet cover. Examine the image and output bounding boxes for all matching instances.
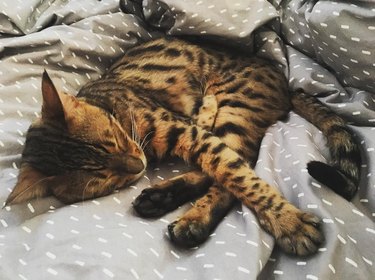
[0,0,374,279]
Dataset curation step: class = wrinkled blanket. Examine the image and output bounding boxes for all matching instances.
[0,0,374,279]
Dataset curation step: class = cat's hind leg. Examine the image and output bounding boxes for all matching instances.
[133,170,212,217]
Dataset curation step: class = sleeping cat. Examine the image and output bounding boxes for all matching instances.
[5,37,361,256]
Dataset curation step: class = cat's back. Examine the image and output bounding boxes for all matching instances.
[79,37,289,120]
[109,37,207,79]
[110,37,278,75]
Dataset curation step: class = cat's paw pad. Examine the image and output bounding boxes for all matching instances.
[133,188,175,217]
[260,210,324,256]
[168,218,210,248]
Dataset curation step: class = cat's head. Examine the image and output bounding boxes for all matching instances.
[5,71,146,206]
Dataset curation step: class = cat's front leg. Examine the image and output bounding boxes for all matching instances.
[133,170,212,217]
[168,184,235,248]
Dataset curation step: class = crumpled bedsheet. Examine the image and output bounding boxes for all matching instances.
[0,0,374,279]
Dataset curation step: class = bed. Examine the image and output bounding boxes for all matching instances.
[0,0,374,279]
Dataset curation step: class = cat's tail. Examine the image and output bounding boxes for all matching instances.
[291,90,361,200]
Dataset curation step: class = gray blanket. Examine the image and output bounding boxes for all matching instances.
[0,0,374,279]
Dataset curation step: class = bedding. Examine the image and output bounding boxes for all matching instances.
[0,0,374,279]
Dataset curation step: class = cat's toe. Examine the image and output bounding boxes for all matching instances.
[133,188,175,217]
[168,219,210,248]
[258,206,324,256]
[275,211,324,256]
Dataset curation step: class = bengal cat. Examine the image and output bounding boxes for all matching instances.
[5,37,361,256]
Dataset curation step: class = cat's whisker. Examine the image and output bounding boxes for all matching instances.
[130,109,141,145]
[81,177,98,202]
[140,135,153,151]
[129,109,138,143]
[132,111,141,145]
[140,130,154,149]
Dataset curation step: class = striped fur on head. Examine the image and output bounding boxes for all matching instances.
[5,71,147,205]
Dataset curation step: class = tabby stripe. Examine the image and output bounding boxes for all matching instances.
[221,61,238,72]
[275,202,285,211]
[214,122,248,137]
[212,75,235,87]
[191,126,198,140]
[187,74,201,90]
[258,194,276,212]
[23,137,107,172]
[250,118,270,129]
[202,132,212,140]
[27,127,64,138]
[184,50,194,62]
[242,89,266,100]
[192,98,203,115]
[143,113,155,123]
[220,171,232,184]
[166,77,176,84]
[161,112,170,121]
[254,74,265,83]
[166,126,186,155]
[234,148,250,161]
[227,158,245,169]
[232,176,245,184]
[26,131,106,153]
[81,83,128,93]
[226,80,248,93]
[264,81,277,91]
[262,102,278,110]
[198,52,206,69]
[211,143,227,154]
[126,44,165,57]
[252,195,266,206]
[325,124,350,136]
[141,64,185,71]
[243,70,252,78]
[134,98,158,111]
[252,183,260,190]
[165,48,181,57]
[102,141,116,147]
[244,140,259,152]
[122,63,139,70]
[246,191,255,198]
[134,77,151,84]
[219,99,263,112]
[230,184,247,193]
[190,143,211,163]
[211,156,221,170]
[214,90,225,95]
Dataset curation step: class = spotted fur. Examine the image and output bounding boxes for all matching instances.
[7,37,361,256]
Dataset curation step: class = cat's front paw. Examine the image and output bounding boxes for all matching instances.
[258,207,324,256]
[168,218,210,248]
[133,188,176,217]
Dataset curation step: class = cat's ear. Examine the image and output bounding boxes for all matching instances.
[4,165,51,207]
[41,70,80,126]
[41,70,65,121]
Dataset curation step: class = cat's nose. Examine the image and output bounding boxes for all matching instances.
[109,156,145,174]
